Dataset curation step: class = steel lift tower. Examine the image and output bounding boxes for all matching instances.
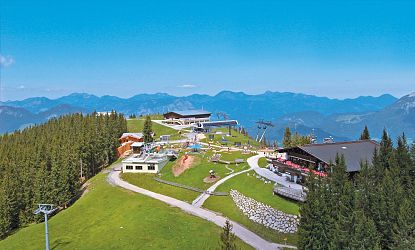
[34,204,57,250]
[215,112,232,135]
[255,120,274,143]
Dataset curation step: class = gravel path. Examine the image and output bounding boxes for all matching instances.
[191,156,260,208]
[252,166,304,190]
[107,162,297,250]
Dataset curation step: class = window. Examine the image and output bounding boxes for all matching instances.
[148,165,156,171]
[135,165,142,170]
[126,165,133,170]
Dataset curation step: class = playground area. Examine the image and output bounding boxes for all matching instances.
[172,154,199,177]
[119,114,300,247]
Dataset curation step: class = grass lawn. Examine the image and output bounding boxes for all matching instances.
[127,118,183,140]
[258,157,269,168]
[121,173,200,203]
[158,151,252,190]
[217,150,255,162]
[0,166,252,250]
[202,128,259,147]
[120,151,254,203]
[203,170,299,245]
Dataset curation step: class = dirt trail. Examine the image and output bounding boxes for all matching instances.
[173,155,195,176]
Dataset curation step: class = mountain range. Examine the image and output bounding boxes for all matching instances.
[272,92,415,142]
[1,91,414,143]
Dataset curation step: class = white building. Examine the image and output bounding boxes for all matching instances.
[163,110,211,125]
[122,153,169,173]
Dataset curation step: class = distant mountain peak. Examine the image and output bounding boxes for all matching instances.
[214,90,247,98]
[67,92,97,98]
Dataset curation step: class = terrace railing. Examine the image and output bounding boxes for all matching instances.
[273,186,306,202]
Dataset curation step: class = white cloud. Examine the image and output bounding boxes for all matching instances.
[0,55,15,67]
[178,84,196,88]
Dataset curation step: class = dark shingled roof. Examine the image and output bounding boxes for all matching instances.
[167,110,211,116]
[299,140,379,172]
[198,120,238,128]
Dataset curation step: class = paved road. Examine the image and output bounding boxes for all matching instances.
[152,119,191,131]
[192,155,261,207]
[250,158,304,191]
[107,165,296,250]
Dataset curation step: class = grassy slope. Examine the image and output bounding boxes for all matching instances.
[258,157,269,168]
[202,128,259,147]
[159,151,253,190]
[127,118,182,140]
[0,170,252,250]
[120,151,254,204]
[203,170,299,245]
[121,173,200,203]
[123,118,299,246]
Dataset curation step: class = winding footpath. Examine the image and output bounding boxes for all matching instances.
[191,155,261,207]
[107,156,297,250]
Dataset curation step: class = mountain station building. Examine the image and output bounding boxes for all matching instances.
[163,110,211,125]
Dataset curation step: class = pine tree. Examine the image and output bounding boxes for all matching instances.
[392,199,415,249]
[0,113,126,237]
[299,174,334,250]
[282,127,292,148]
[411,142,415,196]
[143,115,153,143]
[299,130,415,249]
[373,168,403,249]
[359,125,370,140]
[395,134,412,189]
[354,161,376,220]
[220,220,236,250]
[329,155,355,249]
[350,211,381,250]
[291,132,311,147]
[378,129,394,170]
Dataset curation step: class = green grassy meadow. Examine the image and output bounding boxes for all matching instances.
[120,154,300,246]
[121,172,200,203]
[127,118,183,140]
[202,127,260,147]
[119,147,255,204]
[0,167,252,250]
[158,152,252,190]
[203,170,299,245]
[122,117,299,246]
[258,157,269,168]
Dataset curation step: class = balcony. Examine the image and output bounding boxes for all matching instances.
[273,158,327,177]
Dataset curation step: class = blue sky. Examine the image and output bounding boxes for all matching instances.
[1,0,414,101]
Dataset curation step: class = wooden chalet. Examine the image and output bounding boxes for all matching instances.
[117,133,144,156]
[273,140,379,183]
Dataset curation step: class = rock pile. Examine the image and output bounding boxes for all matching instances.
[229,189,299,233]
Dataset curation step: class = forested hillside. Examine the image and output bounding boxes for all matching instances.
[298,131,415,249]
[0,112,127,238]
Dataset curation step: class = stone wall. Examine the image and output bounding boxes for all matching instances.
[230,189,299,233]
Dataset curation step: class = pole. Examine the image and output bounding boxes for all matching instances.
[34,204,55,250]
[80,158,83,179]
[259,127,267,143]
[44,213,50,250]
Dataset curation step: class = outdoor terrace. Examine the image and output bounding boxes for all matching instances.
[273,158,327,177]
